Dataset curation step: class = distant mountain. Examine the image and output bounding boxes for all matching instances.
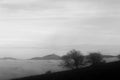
[0,57,17,60]
[30,54,61,60]
[30,57,42,60]
[42,54,61,60]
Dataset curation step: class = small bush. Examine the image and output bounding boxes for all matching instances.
[45,70,52,74]
[117,55,120,59]
[87,52,105,66]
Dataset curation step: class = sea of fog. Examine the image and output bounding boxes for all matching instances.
[0,57,118,80]
[0,60,64,80]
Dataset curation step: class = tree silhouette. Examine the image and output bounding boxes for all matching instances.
[61,49,85,69]
[87,52,105,66]
[45,70,52,74]
[117,54,120,59]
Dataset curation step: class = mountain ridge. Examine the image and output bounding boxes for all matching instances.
[30,54,61,60]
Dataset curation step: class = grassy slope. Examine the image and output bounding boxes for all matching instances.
[12,61,120,80]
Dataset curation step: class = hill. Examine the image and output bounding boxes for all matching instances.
[0,57,17,60]
[30,54,61,60]
[12,60,120,80]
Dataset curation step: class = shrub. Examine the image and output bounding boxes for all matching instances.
[87,52,105,66]
[45,70,52,74]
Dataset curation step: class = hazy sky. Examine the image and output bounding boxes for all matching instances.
[0,0,120,58]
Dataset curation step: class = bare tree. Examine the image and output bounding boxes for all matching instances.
[87,52,105,66]
[61,49,85,69]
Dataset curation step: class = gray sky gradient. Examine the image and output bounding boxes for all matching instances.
[0,0,120,58]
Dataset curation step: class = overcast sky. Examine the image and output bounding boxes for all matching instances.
[0,0,120,58]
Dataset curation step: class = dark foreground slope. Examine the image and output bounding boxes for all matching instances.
[12,61,120,80]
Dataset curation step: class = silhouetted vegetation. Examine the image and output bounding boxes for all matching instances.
[61,49,85,69]
[45,70,52,74]
[117,54,120,59]
[87,52,105,66]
